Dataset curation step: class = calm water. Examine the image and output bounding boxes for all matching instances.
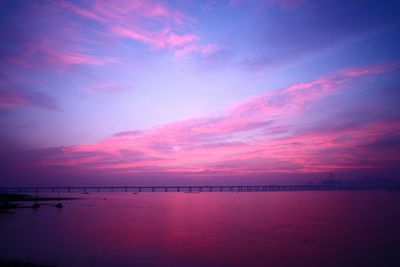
[1,191,400,267]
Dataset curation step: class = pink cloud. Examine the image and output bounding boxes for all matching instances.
[111,26,155,46]
[6,31,118,70]
[57,1,107,22]
[24,61,400,176]
[52,52,112,67]
[4,0,211,73]
[112,26,217,57]
[166,33,198,47]
[110,26,197,48]
[60,0,217,57]
[83,82,126,93]
[88,0,189,24]
[174,44,219,57]
[341,61,400,77]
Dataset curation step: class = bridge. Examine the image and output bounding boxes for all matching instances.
[1,184,398,193]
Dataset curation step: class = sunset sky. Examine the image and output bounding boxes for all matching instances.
[1,0,400,185]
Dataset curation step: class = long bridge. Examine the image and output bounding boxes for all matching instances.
[1,184,398,193]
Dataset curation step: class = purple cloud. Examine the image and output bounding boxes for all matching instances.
[0,88,60,111]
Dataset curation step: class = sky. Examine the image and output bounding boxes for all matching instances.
[0,0,400,186]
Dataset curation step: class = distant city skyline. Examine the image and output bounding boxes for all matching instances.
[0,0,399,185]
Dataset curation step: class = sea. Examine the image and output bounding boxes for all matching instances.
[1,191,400,267]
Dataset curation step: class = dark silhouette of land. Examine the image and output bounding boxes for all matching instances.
[0,259,55,267]
[0,193,76,212]
[0,193,75,203]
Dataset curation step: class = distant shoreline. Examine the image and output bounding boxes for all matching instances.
[0,193,77,202]
[0,193,77,212]
[0,259,55,267]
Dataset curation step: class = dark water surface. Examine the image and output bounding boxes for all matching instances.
[1,191,400,267]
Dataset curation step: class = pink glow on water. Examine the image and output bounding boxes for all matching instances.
[1,192,399,267]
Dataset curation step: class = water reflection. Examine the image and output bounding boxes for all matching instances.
[1,192,400,267]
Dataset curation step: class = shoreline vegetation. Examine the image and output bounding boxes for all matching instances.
[0,259,55,267]
[0,193,76,212]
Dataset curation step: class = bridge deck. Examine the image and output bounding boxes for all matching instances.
[1,185,397,193]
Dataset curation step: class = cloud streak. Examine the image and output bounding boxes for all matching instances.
[0,0,218,75]
[60,0,218,57]
[16,61,399,177]
[0,88,60,111]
